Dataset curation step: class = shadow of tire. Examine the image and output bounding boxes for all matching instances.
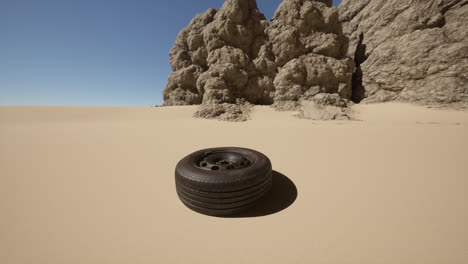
[225,171,298,218]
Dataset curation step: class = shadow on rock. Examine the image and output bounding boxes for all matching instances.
[351,32,367,104]
[225,171,298,218]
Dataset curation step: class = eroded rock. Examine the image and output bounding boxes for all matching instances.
[163,0,467,121]
[339,0,468,104]
[163,0,355,120]
[194,102,254,122]
[273,53,354,107]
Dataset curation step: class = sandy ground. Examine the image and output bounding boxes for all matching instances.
[1,103,468,264]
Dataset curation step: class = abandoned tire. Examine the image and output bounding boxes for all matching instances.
[175,147,272,216]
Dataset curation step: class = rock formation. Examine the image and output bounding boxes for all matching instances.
[268,0,354,111]
[339,0,468,104]
[163,0,355,120]
[162,0,468,121]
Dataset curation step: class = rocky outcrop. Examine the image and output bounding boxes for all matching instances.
[268,0,354,110]
[339,0,468,104]
[162,0,468,120]
[163,0,268,106]
[163,0,355,119]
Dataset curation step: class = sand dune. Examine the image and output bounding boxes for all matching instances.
[1,103,468,263]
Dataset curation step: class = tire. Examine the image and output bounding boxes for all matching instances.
[175,147,272,216]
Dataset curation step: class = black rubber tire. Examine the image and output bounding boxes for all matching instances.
[175,147,272,216]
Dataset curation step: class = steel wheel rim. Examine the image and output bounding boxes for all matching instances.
[196,152,252,171]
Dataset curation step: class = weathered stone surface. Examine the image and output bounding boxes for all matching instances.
[266,0,353,110]
[299,99,353,120]
[273,53,354,108]
[267,0,348,66]
[163,0,354,118]
[194,102,254,122]
[164,0,269,106]
[339,0,468,104]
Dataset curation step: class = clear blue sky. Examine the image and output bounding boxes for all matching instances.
[1,0,343,106]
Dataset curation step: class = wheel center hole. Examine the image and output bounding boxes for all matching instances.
[218,160,231,165]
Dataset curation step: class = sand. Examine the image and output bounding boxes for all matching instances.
[1,103,468,264]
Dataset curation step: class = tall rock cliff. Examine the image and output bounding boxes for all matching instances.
[163,0,354,115]
[339,0,468,104]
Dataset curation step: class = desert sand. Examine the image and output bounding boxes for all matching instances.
[1,103,468,264]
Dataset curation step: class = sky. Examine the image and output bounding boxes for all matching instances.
[1,0,343,106]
